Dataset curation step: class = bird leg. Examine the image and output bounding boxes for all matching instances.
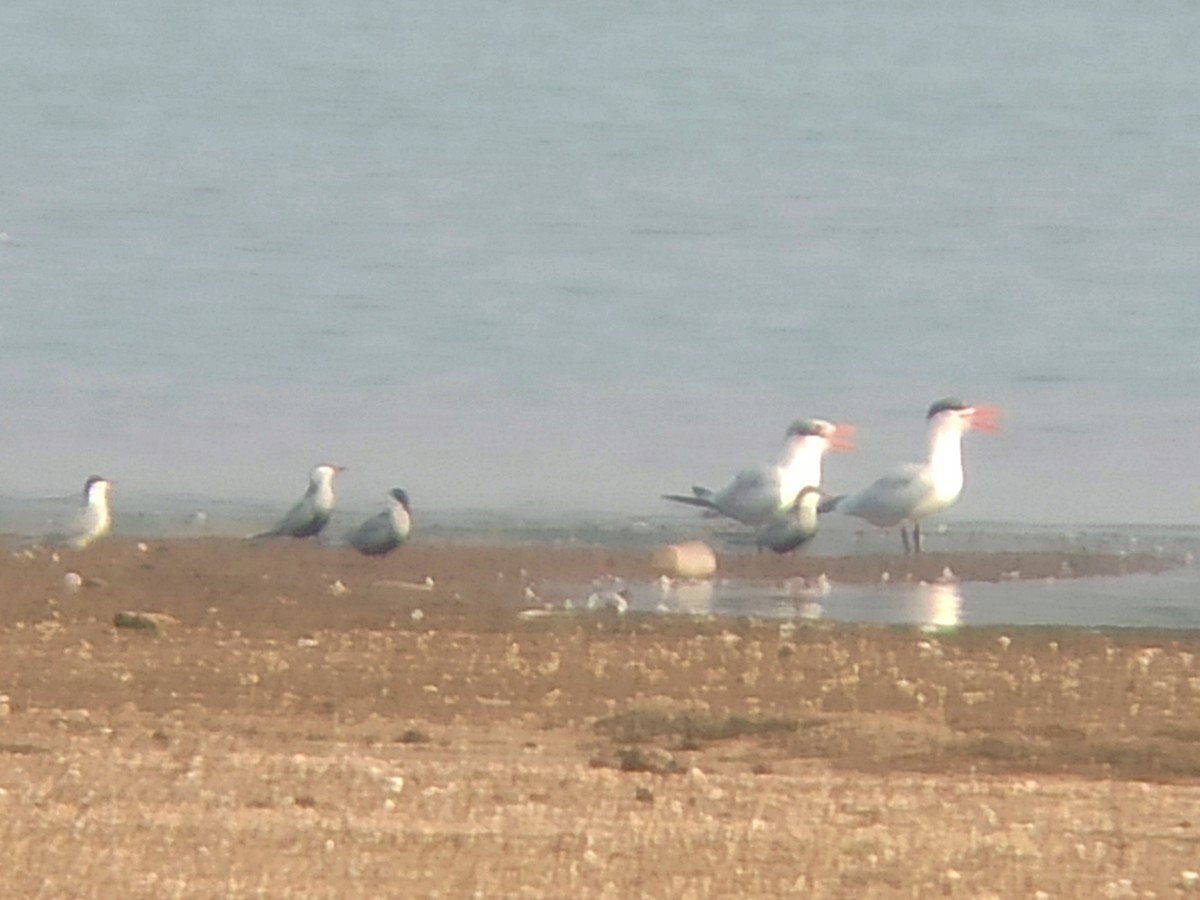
[900,527,911,554]
[913,522,922,553]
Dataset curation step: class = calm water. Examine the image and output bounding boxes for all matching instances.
[552,564,1200,630]
[2,1,1200,531]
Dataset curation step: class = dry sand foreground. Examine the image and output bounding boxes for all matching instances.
[0,538,1198,898]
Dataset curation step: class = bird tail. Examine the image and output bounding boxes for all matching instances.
[817,493,845,514]
[662,486,718,512]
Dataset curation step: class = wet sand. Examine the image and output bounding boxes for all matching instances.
[1,538,1198,898]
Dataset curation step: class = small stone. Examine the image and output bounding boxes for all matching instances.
[114,612,158,632]
[113,611,179,632]
[653,541,717,578]
[1104,878,1135,899]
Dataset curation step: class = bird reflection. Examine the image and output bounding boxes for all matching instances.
[908,580,963,633]
[655,575,715,614]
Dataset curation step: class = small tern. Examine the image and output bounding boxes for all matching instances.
[756,486,823,554]
[49,475,113,549]
[345,488,412,556]
[253,464,344,539]
[825,398,1000,553]
[663,418,854,526]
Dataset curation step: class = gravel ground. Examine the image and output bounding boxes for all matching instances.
[0,538,1197,898]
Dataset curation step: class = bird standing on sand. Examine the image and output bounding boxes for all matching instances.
[756,485,823,554]
[253,464,343,539]
[50,475,113,548]
[663,418,854,526]
[345,488,412,556]
[824,398,1000,553]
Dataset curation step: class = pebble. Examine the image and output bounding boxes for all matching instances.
[653,541,717,578]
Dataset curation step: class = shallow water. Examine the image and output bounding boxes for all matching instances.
[6,487,1197,630]
[2,2,1199,527]
[557,565,1200,631]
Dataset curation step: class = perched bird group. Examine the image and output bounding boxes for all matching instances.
[251,465,413,557]
[665,398,1000,554]
[47,465,414,558]
[43,395,997,560]
[662,418,854,526]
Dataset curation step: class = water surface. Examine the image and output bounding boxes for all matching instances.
[2,1,1198,527]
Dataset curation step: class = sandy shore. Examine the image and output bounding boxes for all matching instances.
[0,538,1198,898]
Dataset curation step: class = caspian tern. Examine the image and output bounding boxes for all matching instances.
[663,418,854,526]
[253,464,344,539]
[345,488,412,556]
[48,475,114,548]
[825,398,1000,552]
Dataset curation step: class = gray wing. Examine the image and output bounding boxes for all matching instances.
[756,490,820,554]
[254,496,324,539]
[838,463,933,527]
[345,511,401,555]
[46,508,99,548]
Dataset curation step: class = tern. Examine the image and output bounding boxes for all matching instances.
[253,464,343,539]
[824,398,999,552]
[663,418,854,526]
[756,486,823,554]
[345,488,412,556]
[49,475,113,549]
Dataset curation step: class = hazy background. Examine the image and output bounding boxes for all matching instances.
[2,1,1199,526]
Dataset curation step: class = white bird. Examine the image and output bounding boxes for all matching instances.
[253,464,343,539]
[663,418,854,526]
[48,475,113,549]
[825,398,1000,553]
[345,488,412,556]
[756,485,823,554]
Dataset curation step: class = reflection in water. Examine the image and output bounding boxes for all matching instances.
[785,575,828,621]
[907,581,964,633]
[796,599,824,621]
[545,563,1200,630]
[656,577,715,614]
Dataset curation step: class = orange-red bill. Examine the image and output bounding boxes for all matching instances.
[969,405,1002,432]
[828,423,857,451]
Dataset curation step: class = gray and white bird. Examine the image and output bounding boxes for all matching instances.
[345,488,412,556]
[824,398,1000,553]
[755,485,823,554]
[663,418,853,526]
[48,475,113,549]
[253,464,343,539]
